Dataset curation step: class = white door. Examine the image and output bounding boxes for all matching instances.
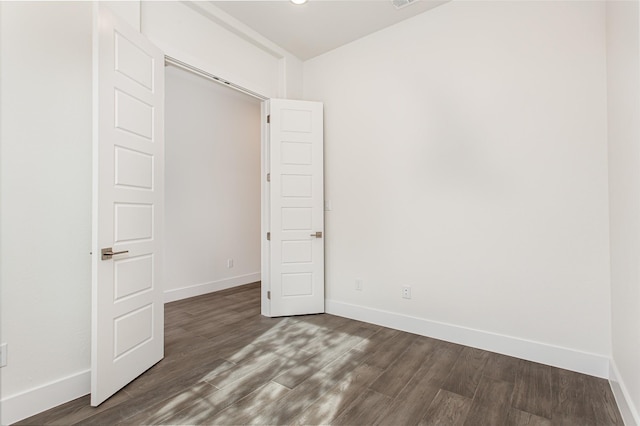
[265,99,324,317]
[92,6,165,406]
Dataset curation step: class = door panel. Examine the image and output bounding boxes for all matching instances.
[267,99,324,317]
[92,5,164,406]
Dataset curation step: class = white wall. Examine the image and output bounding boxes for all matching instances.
[0,2,282,424]
[607,1,640,424]
[103,1,140,31]
[305,1,612,374]
[141,1,280,98]
[164,66,261,301]
[0,2,93,422]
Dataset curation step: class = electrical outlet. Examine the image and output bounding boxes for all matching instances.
[0,343,7,367]
[227,259,234,268]
[355,279,363,291]
[402,286,411,299]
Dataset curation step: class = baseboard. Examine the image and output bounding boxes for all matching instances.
[326,299,610,379]
[163,272,261,303]
[0,369,90,425]
[610,359,640,426]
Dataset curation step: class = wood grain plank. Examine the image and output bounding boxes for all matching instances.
[121,354,234,397]
[369,338,436,397]
[247,349,372,425]
[292,313,354,331]
[463,377,513,425]
[331,389,392,426]
[583,376,625,425]
[272,324,377,389]
[348,326,399,359]
[483,352,521,383]
[512,361,553,419]
[357,329,415,370]
[374,340,463,425]
[440,346,489,399]
[248,316,326,352]
[160,349,314,425]
[551,368,594,425]
[419,389,472,426]
[506,408,552,426]
[291,363,384,425]
[206,346,300,389]
[119,382,218,425]
[294,319,379,356]
[208,381,291,425]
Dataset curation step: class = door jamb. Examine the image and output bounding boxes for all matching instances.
[261,100,271,317]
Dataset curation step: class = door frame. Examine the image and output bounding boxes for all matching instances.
[261,100,271,317]
[161,56,273,317]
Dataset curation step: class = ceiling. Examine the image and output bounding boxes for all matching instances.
[211,0,449,60]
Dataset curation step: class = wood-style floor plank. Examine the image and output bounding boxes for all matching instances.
[161,348,313,425]
[441,346,490,399]
[290,363,384,425]
[358,329,411,370]
[375,339,462,426]
[368,337,435,397]
[15,281,624,426]
[512,360,554,419]
[463,376,513,425]
[506,408,553,425]
[208,381,291,425]
[272,323,377,389]
[419,389,472,426]
[248,349,373,425]
[551,368,592,425]
[483,351,521,383]
[583,375,625,425]
[330,389,392,426]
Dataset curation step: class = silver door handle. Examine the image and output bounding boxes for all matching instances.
[101,247,129,260]
[310,232,323,238]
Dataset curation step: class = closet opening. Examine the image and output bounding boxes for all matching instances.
[164,60,264,304]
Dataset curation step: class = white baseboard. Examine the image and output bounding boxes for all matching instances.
[0,369,90,425]
[610,359,640,426]
[163,272,261,303]
[326,299,610,379]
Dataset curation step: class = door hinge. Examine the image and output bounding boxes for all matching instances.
[267,232,271,240]
[267,115,270,124]
[267,173,270,182]
[267,291,271,300]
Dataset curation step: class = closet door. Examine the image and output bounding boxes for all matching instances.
[92,5,165,406]
[266,99,324,317]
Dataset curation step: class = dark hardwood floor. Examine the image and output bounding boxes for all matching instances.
[17,282,624,425]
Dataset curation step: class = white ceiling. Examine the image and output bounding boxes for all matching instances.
[211,0,449,60]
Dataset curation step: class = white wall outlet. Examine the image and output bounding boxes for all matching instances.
[0,343,7,367]
[402,286,412,299]
[355,278,363,291]
[227,259,234,268]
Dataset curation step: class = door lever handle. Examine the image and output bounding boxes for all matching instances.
[310,231,323,238]
[101,247,129,260]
